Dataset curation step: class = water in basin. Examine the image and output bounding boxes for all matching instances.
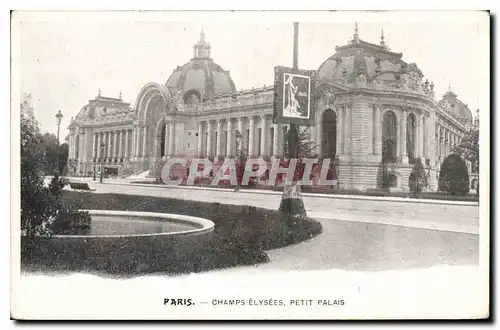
[89,215,200,235]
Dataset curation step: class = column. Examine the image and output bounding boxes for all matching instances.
[91,133,96,160]
[142,125,148,158]
[79,131,85,160]
[249,116,255,157]
[131,126,136,159]
[226,119,233,157]
[118,130,123,158]
[273,123,279,157]
[136,125,141,157]
[345,104,352,155]
[400,108,407,163]
[338,106,345,155]
[125,130,130,158]
[216,119,223,158]
[113,130,118,160]
[95,132,101,158]
[168,121,175,156]
[374,106,381,155]
[260,115,267,158]
[439,126,444,158]
[197,122,203,157]
[419,114,425,163]
[237,117,244,154]
[207,121,213,157]
[316,111,323,156]
[107,132,112,160]
[162,123,168,157]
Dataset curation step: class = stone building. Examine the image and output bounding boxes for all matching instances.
[68,26,476,191]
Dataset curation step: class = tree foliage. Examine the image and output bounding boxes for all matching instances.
[409,158,428,196]
[20,94,90,237]
[39,133,69,175]
[452,128,479,173]
[438,154,470,196]
[283,125,317,159]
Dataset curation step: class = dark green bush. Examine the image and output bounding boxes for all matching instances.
[438,154,470,196]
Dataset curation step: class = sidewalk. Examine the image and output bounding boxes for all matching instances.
[95,179,479,207]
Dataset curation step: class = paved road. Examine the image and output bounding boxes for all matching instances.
[68,181,479,271]
[87,181,479,235]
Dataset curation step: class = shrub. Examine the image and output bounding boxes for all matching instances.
[408,158,428,196]
[438,154,470,196]
[377,162,390,190]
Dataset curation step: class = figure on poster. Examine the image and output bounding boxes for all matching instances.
[284,74,301,117]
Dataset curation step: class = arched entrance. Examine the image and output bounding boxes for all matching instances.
[134,83,170,170]
[321,109,337,158]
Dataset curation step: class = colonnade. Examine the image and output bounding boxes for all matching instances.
[91,129,132,162]
[196,115,284,159]
[436,124,462,160]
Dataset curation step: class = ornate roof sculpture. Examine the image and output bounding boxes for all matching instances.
[317,23,473,127]
[165,30,237,106]
[317,23,433,97]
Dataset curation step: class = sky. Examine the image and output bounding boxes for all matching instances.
[13,11,489,139]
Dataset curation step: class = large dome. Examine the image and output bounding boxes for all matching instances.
[165,31,236,105]
[317,26,424,88]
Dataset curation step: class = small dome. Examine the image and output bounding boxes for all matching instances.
[165,31,236,104]
[439,88,473,123]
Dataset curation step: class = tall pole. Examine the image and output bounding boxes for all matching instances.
[289,22,299,159]
[55,110,63,175]
[56,123,60,174]
[279,22,306,217]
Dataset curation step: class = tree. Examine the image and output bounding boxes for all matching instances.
[283,125,317,160]
[20,95,90,237]
[38,133,69,175]
[438,154,470,196]
[408,158,428,197]
[452,128,479,173]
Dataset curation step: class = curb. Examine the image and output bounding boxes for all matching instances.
[98,181,479,207]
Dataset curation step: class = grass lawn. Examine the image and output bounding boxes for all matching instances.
[22,191,322,277]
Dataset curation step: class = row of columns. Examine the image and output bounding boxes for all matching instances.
[92,129,132,161]
[196,115,284,159]
[436,124,461,159]
[133,121,177,158]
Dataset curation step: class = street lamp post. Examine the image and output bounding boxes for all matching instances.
[100,143,106,183]
[55,110,63,175]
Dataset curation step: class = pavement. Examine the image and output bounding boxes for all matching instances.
[52,177,480,271]
[65,178,479,235]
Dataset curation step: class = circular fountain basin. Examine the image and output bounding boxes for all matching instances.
[67,210,215,237]
[21,210,215,273]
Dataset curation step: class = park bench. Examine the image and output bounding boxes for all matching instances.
[68,181,95,191]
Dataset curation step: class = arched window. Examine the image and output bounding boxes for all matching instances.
[382,110,397,163]
[406,113,417,164]
[321,109,337,158]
